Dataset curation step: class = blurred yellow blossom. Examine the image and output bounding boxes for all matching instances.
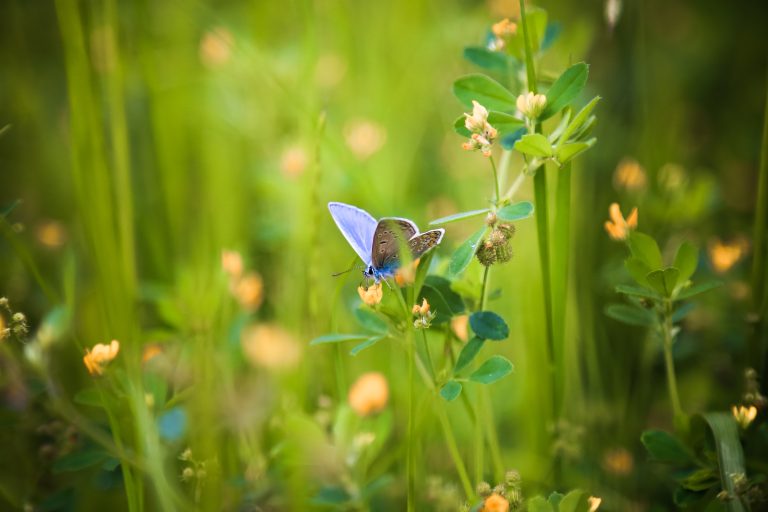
[36,220,67,248]
[83,340,120,376]
[708,238,746,273]
[280,145,308,179]
[241,324,302,371]
[358,282,383,306]
[349,372,389,416]
[588,496,602,511]
[732,405,757,429]
[200,27,234,68]
[344,119,386,160]
[613,158,647,192]
[221,250,244,280]
[142,344,163,364]
[482,493,509,512]
[516,91,547,119]
[489,18,516,50]
[602,447,634,476]
[604,203,638,241]
[394,258,420,287]
[234,272,264,311]
[451,314,469,342]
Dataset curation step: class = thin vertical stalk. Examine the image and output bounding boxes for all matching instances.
[662,301,684,425]
[437,406,474,499]
[751,79,768,374]
[407,333,416,512]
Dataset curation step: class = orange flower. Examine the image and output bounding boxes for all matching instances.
[234,272,264,311]
[83,340,120,376]
[221,250,244,280]
[348,372,389,416]
[451,314,469,342]
[482,493,509,512]
[394,258,420,287]
[142,344,163,364]
[612,158,647,192]
[602,447,634,476]
[241,324,302,371]
[708,238,746,273]
[604,203,638,241]
[357,282,383,306]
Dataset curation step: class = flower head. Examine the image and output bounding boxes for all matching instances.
[604,203,638,241]
[412,298,436,329]
[708,238,746,273]
[348,372,389,416]
[241,323,302,371]
[732,405,757,429]
[482,493,510,512]
[358,282,383,306]
[83,340,120,376]
[234,272,264,311]
[588,496,602,511]
[489,18,517,51]
[394,258,420,287]
[464,100,489,132]
[613,158,647,192]
[516,92,547,119]
[451,314,469,342]
[461,101,497,157]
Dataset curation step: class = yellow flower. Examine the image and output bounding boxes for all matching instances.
[732,405,757,429]
[199,27,234,68]
[612,158,647,192]
[221,250,244,280]
[358,282,383,306]
[482,493,509,512]
[394,258,420,287]
[604,203,638,241]
[464,100,489,132]
[234,272,264,312]
[344,119,387,160]
[516,91,547,119]
[142,344,163,364]
[280,145,308,179]
[708,238,746,274]
[241,323,302,371]
[602,447,634,476]
[451,314,469,342]
[461,101,497,157]
[348,372,389,416]
[588,496,602,511]
[414,298,430,316]
[83,340,120,376]
[489,18,517,51]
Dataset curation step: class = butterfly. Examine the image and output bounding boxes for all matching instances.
[328,202,445,282]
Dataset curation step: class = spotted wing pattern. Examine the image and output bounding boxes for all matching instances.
[371,218,418,270]
[408,229,445,258]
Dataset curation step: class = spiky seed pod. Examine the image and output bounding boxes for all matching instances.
[476,239,497,266]
[476,482,492,497]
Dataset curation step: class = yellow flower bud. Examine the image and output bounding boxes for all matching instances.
[603,203,638,241]
[348,372,389,416]
[357,282,383,306]
[732,405,758,429]
[516,91,547,119]
[83,340,120,376]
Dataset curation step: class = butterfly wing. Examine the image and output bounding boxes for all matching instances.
[328,202,377,265]
[408,229,445,258]
[371,218,418,271]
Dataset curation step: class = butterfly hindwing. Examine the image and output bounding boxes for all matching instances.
[328,202,378,265]
[409,229,445,258]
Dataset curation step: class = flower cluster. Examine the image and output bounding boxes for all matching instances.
[222,250,264,311]
[488,18,517,51]
[462,101,498,157]
[604,203,638,241]
[476,222,516,267]
[474,470,523,512]
[516,92,547,120]
[357,282,383,306]
[83,340,120,376]
[412,298,435,329]
[0,297,28,341]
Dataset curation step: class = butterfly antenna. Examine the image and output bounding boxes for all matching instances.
[332,261,361,277]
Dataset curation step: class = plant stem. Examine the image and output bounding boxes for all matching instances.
[437,404,474,499]
[407,332,416,512]
[662,301,684,424]
[489,156,501,205]
[751,79,768,375]
[503,170,527,202]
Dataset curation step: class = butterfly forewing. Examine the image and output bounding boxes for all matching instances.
[328,202,378,265]
[409,229,445,258]
[371,219,418,270]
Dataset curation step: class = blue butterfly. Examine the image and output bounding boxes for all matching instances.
[328,202,445,282]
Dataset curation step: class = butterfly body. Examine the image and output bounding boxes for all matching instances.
[328,202,445,282]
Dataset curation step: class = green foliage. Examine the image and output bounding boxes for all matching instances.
[496,201,534,221]
[449,226,488,276]
[454,336,485,372]
[468,355,513,384]
[515,133,553,157]
[440,380,462,401]
[540,63,589,120]
[453,74,517,112]
[469,311,509,340]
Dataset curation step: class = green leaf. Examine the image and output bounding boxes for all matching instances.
[454,337,485,373]
[604,303,656,327]
[694,412,747,512]
[540,62,589,120]
[646,267,680,297]
[349,336,385,356]
[424,275,465,316]
[501,127,526,150]
[448,226,488,276]
[453,115,472,137]
[558,96,601,145]
[469,355,513,384]
[430,208,490,225]
[558,489,589,512]
[353,308,389,334]
[641,429,694,465]
[555,139,595,165]
[673,487,707,507]
[514,133,552,157]
[526,496,552,512]
[463,46,515,72]
[488,111,525,134]
[469,311,509,340]
[628,232,663,269]
[440,380,462,401]
[74,388,104,408]
[52,449,108,473]
[615,284,662,301]
[676,280,723,300]
[497,201,534,221]
[673,242,698,286]
[452,74,517,112]
[547,492,563,507]
[625,257,653,288]
[679,467,719,492]
[310,333,371,345]
[420,284,455,324]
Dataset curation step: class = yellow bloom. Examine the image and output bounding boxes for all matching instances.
[234,272,264,312]
[221,250,244,280]
[492,18,517,38]
[602,447,634,476]
[732,405,757,429]
[612,158,647,192]
[482,493,509,512]
[451,314,469,342]
[344,119,387,160]
[516,91,547,119]
[348,372,389,416]
[708,238,746,274]
[461,101,497,157]
[83,340,120,376]
[241,323,302,371]
[280,145,308,179]
[199,27,234,68]
[588,496,602,511]
[414,298,430,316]
[394,258,420,287]
[604,203,638,241]
[464,100,489,132]
[358,282,383,306]
[142,343,163,364]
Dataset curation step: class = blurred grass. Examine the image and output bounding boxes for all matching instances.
[1,0,767,510]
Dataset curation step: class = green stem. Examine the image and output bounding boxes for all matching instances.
[437,405,474,499]
[489,156,501,205]
[479,265,490,311]
[519,0,538,94]
[420,329,435,379]
[662,301,684,424]
[407,333,416,512]
[751,80,768,375]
